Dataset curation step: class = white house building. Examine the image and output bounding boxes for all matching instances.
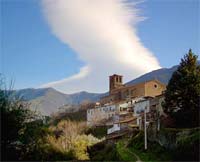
[86,97,151,133]
[134,97,151,116]
[133,97,153,129]
[87,104,117,126]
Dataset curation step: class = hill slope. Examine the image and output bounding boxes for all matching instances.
[126,60,199,85]
[126,65,178,86]
[14,88,104,116]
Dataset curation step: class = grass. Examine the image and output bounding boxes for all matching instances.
[116,140,137,161]
[129,144,171,162]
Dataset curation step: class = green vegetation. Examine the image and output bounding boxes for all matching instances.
[86,126,107,138]
[0,77,101,161]
[116,140,137,161]
[47,120,102,160]
[52,109,87,125]
[173,128,200,161]
[126,129,200,162]
[164,49,200,128]
[0,78,76,161]
[158,128,200,161]
[88,141,121,161]
[127,132,172,161]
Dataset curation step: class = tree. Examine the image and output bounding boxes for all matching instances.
[164,49,200,128]
[0,76,33,160]
[0,76,73,161]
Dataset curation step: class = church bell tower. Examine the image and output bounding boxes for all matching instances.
[109,74,123,93]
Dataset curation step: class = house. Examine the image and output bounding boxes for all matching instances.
[87,104,117,126]
[107,98,145,134]
[107,111,138,137]
[150,94,165,116]
[133,94,165,130]
[87,97,144,126]
[149,94,166,130]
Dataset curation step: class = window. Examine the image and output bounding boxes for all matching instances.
[126,90,129,95]
[131,90,133,95]
[154,84,157,88]
[119,77,122,83]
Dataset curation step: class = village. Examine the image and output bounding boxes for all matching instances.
[2,50,199,161]
[87,74,166,140]
[1,0,199,160]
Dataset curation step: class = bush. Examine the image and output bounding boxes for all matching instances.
[88,142,120,161]
[173,129,200,161]
[47,120,102,160]
[85,126,107,138]
[127,131,171,161]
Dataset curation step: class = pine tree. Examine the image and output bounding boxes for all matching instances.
[164,49,200,128]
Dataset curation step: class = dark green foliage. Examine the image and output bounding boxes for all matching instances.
[0,83,33,160]
[164,49,200,128]
[21,140,74,161]
[85,126,107,138]
[52,109,87,125]
[172,129,200,161]
[116,139,137,161]
[132,129,200,161]
[88,141,120,161]
[127,131,172,161]
[0,79,74,161]
[127,131,144,149]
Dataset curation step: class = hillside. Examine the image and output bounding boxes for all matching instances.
[126,65,177,85]
[13,88,104,116]
[126,60,199,85]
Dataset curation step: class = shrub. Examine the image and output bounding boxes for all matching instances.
[47,120,102,160]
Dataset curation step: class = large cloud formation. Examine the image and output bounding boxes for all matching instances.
[41,0,161,93]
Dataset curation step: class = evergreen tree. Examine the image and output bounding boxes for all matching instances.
[164,49,200,128]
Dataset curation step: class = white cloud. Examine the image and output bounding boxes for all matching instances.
[40,66,90,88]
[40,0,161,93]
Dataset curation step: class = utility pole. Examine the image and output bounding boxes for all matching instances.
[157,111,160,131]
[144,106,147,150]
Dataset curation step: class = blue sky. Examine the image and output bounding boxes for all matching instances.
[1,0,199,93]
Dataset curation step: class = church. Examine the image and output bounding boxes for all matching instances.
[100,74,166,104]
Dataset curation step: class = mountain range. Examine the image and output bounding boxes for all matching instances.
[13,88,104,116]
[13,61,199,116]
